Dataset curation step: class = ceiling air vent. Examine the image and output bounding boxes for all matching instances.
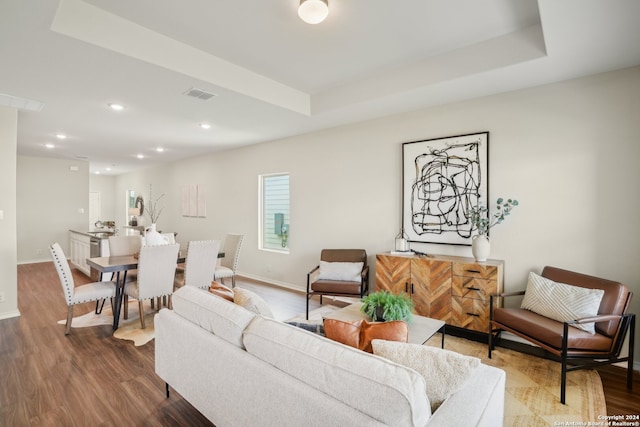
[183,88,217,101]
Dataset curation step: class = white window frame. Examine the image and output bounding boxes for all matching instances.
[258,172,290,254]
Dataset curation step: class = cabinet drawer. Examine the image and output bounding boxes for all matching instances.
[450,296,490,332]
[451,276,497,301]
[452,263,499,280]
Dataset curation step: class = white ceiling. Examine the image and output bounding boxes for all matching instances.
[2,0,639,175]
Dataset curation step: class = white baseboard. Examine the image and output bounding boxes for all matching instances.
[238,272,303,293]
[0,309,21,320]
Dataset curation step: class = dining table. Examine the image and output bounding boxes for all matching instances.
[86,250,224,331]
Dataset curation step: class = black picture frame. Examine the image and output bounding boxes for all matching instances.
[402,131,489,246]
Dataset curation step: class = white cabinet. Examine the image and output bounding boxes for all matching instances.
[69,232,91,276]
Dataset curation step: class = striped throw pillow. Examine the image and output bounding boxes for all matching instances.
[520,272,604,334]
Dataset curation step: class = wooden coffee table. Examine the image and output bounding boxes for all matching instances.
[323,302,445,348]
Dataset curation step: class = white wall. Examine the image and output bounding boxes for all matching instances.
[0,106,19,319]
[116,65,640,358]
[17,156,90,262]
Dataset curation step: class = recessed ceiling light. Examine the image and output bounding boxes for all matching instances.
[55,133,66,139]
[95,171,101,175]
[106,167,111,171]
[199,123,211,130]
[45,143,55,149]
[137,154,144,159]
[108,103,124,111]
[156,147,164,153]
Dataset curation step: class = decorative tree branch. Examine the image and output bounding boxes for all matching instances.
[146,184,165,224]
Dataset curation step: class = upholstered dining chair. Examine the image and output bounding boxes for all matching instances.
[489,266,635,404]
[108,235,143,258]
[123,243,180,329]
[214,234,244,288]
[306,249,369,320]
[49,242,116,335]
[174,240,221,290]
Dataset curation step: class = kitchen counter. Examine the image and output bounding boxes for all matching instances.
[69,229,116,239]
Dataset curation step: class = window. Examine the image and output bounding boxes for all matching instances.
[259,173,289,252]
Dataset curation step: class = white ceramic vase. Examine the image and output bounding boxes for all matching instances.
[145,223,166,246]
[471,234,491,262]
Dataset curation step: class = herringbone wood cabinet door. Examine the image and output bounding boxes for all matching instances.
[411,259,451,321]
[375,255,410,294]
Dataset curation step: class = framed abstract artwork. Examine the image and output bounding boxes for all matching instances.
[402,132,488,245]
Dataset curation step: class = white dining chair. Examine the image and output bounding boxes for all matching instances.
[49,242,116,335]
[214,234,244,288]
[108,235,143,257]
[174,240,221,290]
[123,243,180,329]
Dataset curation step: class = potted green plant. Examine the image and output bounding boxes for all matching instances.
[360,290,413,322]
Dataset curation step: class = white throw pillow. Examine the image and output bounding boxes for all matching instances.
[371,339,480,412]
[520,272,604,334]
[233,287,274,318]
[317,261,364,282]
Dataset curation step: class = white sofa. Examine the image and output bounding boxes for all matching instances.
[155,287,506,427]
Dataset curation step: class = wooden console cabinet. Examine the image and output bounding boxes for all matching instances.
[375,253,504,333]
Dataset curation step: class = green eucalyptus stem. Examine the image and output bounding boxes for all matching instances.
[470,197,519,235]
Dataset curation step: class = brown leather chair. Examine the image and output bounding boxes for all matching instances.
[306,249,369,319]
[488,266,635,404]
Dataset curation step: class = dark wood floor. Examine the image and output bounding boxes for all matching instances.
[1,262,638,426]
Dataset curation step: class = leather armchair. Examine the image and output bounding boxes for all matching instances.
[306,249,369,319]
[489,266,634,404]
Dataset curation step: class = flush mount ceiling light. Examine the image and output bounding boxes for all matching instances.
[298,0,329,24]
[156,147,164,152]
[136,154,144,159]
[108,103,124,111]
[199,123,211,130]
[45,143,55,149]
[55,133,66,140]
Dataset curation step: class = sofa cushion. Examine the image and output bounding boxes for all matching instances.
[324,319,409,353]
[243,316,431,426]
[372,340,480,412]
[493,308,613,351]
[208,281,234,301]
[521,272,604,334]
[172,286,255,348]
[324,318,362,348]
[317,261,364,282]
[233,287,274,318]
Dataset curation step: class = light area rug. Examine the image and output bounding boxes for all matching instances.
[297,306,607,427]
[424,334,607,427]
[57,300,157,346]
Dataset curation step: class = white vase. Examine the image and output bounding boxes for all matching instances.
[471,235,491,262]
[145,223,166,246]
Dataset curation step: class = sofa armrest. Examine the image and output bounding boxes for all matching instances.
[427,364,505,426]
[307,265,320,292]
[567,314,624,325]
[491,290,525,299]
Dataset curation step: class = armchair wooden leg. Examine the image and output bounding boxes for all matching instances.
[168,295,172,310]
[123,295,129,320]
[65,306,73,335]
[139,300,146,329]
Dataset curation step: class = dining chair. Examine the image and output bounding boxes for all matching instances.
[49,242,116,335]
[108,235,143,257]
[174,240,221,290]
[123,243,180,329]
[214,234,244,288]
